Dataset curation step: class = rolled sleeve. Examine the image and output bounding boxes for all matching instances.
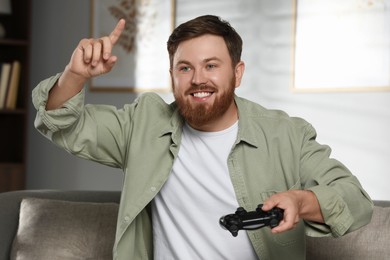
[32,73,85,137]
[307,185,354,237]
[300,124,373,238]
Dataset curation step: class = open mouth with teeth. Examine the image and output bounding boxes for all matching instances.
[192,92,212,98]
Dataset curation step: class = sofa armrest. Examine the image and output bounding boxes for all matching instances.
[306,200,390,260]
[0,190,121,260]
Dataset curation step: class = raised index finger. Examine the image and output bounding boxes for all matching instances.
[109,18,126,45]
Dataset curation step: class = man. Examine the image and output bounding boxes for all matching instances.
[33,15,373,259]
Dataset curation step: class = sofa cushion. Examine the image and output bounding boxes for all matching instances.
[10,197,119,260]
[306,206,390,260]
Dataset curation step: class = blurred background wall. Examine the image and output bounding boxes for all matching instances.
[27,0,390,200]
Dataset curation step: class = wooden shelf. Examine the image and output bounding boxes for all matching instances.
[0,108,26,114]
[0,0,31,192]
[0,38,29,46]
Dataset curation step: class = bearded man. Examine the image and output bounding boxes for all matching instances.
[33,15,373,260]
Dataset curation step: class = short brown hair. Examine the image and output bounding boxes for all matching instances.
[167,15,243,68]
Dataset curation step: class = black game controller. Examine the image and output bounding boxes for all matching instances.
[219,204,284,237]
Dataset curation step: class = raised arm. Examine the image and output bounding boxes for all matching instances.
[46,19,126,110]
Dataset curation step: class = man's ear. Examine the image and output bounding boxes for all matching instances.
[169,69,175,91]
[234,61,245,88]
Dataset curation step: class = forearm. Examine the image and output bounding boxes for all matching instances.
[46,67,87,110]
[292,189,324,223]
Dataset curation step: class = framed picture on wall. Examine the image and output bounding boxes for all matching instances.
[291,0,390,92]
[90,0,176,92]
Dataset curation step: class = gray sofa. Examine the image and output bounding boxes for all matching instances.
[0,190,389,260]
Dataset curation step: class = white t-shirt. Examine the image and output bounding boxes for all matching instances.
[152,122,257,259]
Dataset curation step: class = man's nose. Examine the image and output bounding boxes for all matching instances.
[191,69,207,86]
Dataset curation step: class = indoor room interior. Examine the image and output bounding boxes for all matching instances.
[24,0,390,200]
[0,0,389,259]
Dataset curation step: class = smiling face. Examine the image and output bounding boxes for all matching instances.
[171,34,245,131]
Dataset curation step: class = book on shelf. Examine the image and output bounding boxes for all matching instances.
[0,62,12,109]
[5,60,22,110]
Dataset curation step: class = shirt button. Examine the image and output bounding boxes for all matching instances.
[124,216,130,223]
[150,186,156,192]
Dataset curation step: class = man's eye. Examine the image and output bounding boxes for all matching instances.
[207,64,216,69]
[180,66,191,72]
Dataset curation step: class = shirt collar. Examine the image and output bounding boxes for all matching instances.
[234,95,261,148]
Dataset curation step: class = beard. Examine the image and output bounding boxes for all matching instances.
[173,77,236,128]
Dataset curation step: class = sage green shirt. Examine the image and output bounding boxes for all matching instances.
[33,74,373,260]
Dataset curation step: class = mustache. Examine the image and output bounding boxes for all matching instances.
[185,84,217,95]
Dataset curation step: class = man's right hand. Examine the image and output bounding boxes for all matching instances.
[46,19,126,110]
[67,18,126,80]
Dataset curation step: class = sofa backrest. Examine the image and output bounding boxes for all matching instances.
[0,190,121,260]
[1,190,388,260]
